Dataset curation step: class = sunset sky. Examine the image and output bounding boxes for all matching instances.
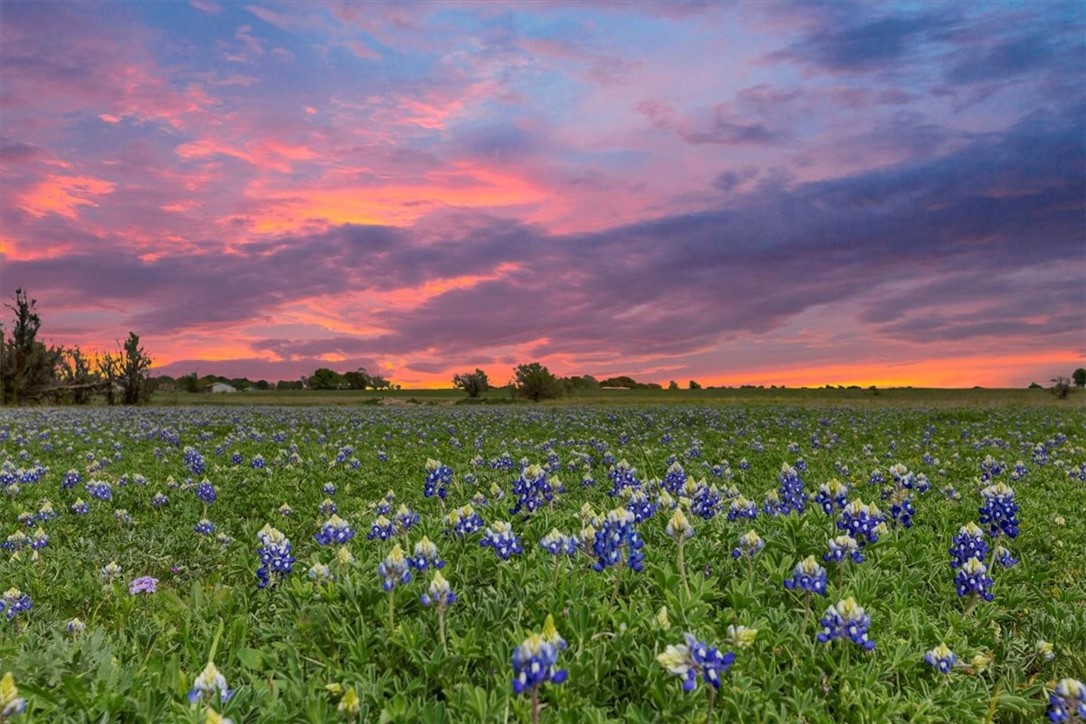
[2,1,1083,388]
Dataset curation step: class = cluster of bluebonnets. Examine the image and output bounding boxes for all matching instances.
[0,403,1083,721]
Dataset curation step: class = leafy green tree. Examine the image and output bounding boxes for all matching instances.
[1074,368,1086,388]
[688,380,702,390]
[453,369,490,398]
[59,346,98,404]
[343,368,372,390]
[514,362,561,402]
[309,367,342,390]
[667,380,679,391]
[1050,376,1073,400]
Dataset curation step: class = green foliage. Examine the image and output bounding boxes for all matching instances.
[1073,368,1085,388]
[309,367,343,390]
[452,369,490,398]
[514,362,561,401]
[688,380,701,390]
[0,288,64,405]
[1049,376,1073,400]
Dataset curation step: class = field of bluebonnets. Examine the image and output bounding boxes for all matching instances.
[1,402,1085,723]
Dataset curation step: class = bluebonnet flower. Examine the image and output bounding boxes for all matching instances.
[367,515,395,542]
[250,454,266,469]
[62,469,82,489]
[836,500,887,547]
[1036,640,1055,662]
[3,531,28,554]
[194,518,215,536]
[776,463,808,515]
[762,490,787,517]
[319,498,337,516]
[410,536,445,571]
[663,461,687,494]
[979,455,1004,482]
[30,527,48,551]
[608,459,641,496]
[113,508,131,524]
[815,479,849,514]
[129,576,158,595]
[307,563,332,582]
[215,532,232,546]
[420,570,457,608]
[0,672,27,717]
[322,482,336,496]
[424,458,452,500]
[725,625,758,649]
[230,452,243,466]
[277,503,292,516]
[35,500,56,522]
[256,525,295,588]
[624,489,657,523]
[687,479,723,520]
[784,555,827,595]
[817,597,875,650]
[510,463,557,516]
[481,521,523,560]
[315,515,355,545]
[657,632,735,692]
[445,504,484,538]
[187,661,232,705]
[194,480,217,504]
[949,522,988,569]
[823,535,864,564]
[66,618,85,635]
[955,557,994,601]
[979,482,1019,538]
[924,643,958,674]
[2,588,32,621]
[86,479,112,501]
[16,512,34,529]
[592,508,645,573]
[727,496,758,521]
[992,545,1018,568]
[393,504,419,533]
[732,530,765,559]
[888,493,916,529]
[539,528,578,556]
[182,447,205,476]
[151,493,169,508]
[665,509,695,543]
[100,561,123,581]
[377,544,412,591]
[511,628,568,696]
[1047,678,1086,723]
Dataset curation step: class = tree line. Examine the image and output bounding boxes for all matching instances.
[0,289,152,406]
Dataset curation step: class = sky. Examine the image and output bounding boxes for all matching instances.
[1,0,1083,388]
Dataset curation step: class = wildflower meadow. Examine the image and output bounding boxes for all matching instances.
[0,403,1084,722]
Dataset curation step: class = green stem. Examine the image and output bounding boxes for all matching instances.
[677,540,689,597]
[438,605,446,648]
[801,591,811,638]
[387,590,396,631]
[531,686,540,724]
[705,685,717,724]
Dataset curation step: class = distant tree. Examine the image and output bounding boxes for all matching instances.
[309,367,342,390]
[688,380,702,390]
[276,380,302,390]
[97,352,120,406]
[453,369,490,398]
[59,346,98,404]
[1074,368,1086,388]
[118,332,152,405]
[667,380,679,391]
[370,374,392,390]
[344,368,372,390]
[178,372,201,393]
[600,375,639,388]
[1050,376,1073,400]
[254,379,270,390]
[514,362,561,402]
[1028,381,1043,389]
[566,374,599,390]
[0,289,64,405]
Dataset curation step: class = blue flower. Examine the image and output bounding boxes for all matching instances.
[194,518,215,536]
[592,508,645,573]
[817,597,875,650]
[1047,678,1086,723]
[378,545,412,592]
[319,498,337,516]
[924,643,958,674]
[322,482,337,496]
[445,504,485,538]
[688,480,723,520]
[510,463,556,517]
[949,522,989,569]
[663,461,687,494]
[151,493,169,508]
[776,463,808,515]
[86,479,112,501]
[367,516,395,542]
[410,536,445,572]
[187,661,232,705]
[424,458,452,500]
[256,525,295,588]
[539,528,578,556]
[511,630,568,695]
[607,459,641,497]
[657,632,736,692]
[182,447,205,476]
[727,496,758,521]
[624,489,657,523]
[393,504,420,533]
[836,500,886,547]
[194,480,217,504]
[420,571,457,608]
[731,530,765,559]
[784,555,827,595]
[2,588,32,621]
[315,515,355,545]
[954,557,994,601]
[993,545,1018,568]
[481,521,523,560]
[979,482,1019,538]
[815,479,849,514]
